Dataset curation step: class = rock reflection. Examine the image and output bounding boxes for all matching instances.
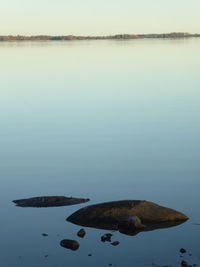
[68,216,186,236]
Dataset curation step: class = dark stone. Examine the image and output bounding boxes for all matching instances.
[44,255,48,258]
[101,233,113,242]
[42,233,48,237]
[67,200,188,236]
[88,254,92,257]
[77,229,86,238]
[60,239,80,251]
[67,200,188,224]
[13,196,90,207]
[111,241,120,246]
[181,260,189,267]
[180,248,187,254]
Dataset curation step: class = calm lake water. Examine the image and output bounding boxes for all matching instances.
[0,39,200,267]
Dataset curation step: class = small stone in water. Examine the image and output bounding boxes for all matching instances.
[60,239,80,251]
[42,233,48,237]
[111,241,120,246]
[101,233,113,242]
[181,260,189,267]
[77,228,86,238]
[180,248,187,254]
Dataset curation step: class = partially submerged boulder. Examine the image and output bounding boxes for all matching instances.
[67,200,188,235]
[13,196,90,207]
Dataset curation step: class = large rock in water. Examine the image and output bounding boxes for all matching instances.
[67,200,188,235]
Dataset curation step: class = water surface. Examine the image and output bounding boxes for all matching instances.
[0,39,200,267]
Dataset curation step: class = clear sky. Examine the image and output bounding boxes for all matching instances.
[0,0,200,35]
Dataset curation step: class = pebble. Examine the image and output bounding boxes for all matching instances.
[181,260,189,267]
[42,233,48,237]
[101,233,113,242]
[180,248,187,254]
[77,229,86,238]
[111,241,120,246]
[60,239,80,251]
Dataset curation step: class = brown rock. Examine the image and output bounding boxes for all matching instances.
[67,200,188,226]
[60,239,80,251]
[77,229,86,238]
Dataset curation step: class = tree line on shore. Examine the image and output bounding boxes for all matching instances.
[0,32,200,41]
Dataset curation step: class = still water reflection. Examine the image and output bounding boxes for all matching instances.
[0,39,200,266]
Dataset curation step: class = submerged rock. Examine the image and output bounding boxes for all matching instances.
[60,239,80,251]
[67,200,188,235]
[13,196,90,207]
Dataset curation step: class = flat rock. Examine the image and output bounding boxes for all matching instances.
[13,196,90,207]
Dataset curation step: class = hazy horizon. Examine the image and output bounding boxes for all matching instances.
[0,32,199,37]
[1,0,200,36]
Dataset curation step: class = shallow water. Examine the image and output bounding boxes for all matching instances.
[0,39,200,267]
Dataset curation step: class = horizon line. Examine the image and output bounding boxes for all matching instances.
[0,32,200,41]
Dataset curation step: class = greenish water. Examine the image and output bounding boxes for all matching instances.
[0,39,200,267]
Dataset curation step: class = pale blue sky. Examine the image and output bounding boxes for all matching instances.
[0,0,199,35]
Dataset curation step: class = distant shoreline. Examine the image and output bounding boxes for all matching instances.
[0,32,200,41]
